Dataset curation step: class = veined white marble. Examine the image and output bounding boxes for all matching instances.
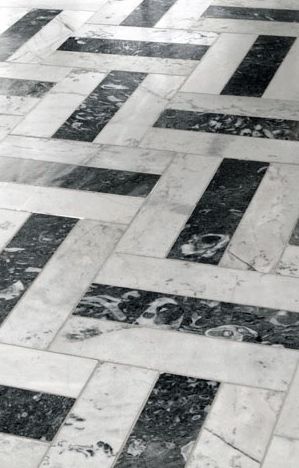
[182,33,257,94]
[277,245,299,278]
[88,0,143,25]
[156,0,211,29]
[0,115,22,141]
[0,221,125,349]
[51,316,297,391]
[0,208,29,252]
[188,18,299,36]
[213,0,299,9]
[0,96,38,116]
[262,437,299,468]
[0,434,48,468]
[40,363,157,468]
[0,0,105,10]
[116,154,220,257]
[0,342,96,397]
[276,364,299,439]
[0,62,69,82]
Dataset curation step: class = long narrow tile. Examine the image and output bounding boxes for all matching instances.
[58,37,209,61]
[0,9,61,61]
[74,281,299,350]
[54,70,146,142]
[202,5,299,23]
[156,0,212,29]
[51,316,297,390]
[168,159,267,265]
[121,0,178,27]
[115,374,219,467]
[94,73,185,146]
[0,77,53,97]
[0,209,29,252]
[154,109,299,141]
[182,33,257,94]
[0,62,69,82]
[0,212,77,324]
[0,96,39,116]
[220,164,299,273]
[189,384,283,467]
[40,363,157,468]
[262,437,299,468]
[221,35,295,97]
[0,434,47,468]
[116,154,220,257]
[0,0,105,10]
[88,0,144,25]
[0,156,159,197]
[276,365,299,439]
[0,221,124,349]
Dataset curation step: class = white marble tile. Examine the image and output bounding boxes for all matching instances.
[0,183,142,223]
[40,363,157,468]
[0,114,21,141]
[188,18,299,36]
[94,74,185,146]
[191,384,284,465]
[95,252,299,313]
[156,0,211,29]
[140,128,299,165]
[0,208,29,252]
[0,221,125,349]
[0,8,28,34]
[8,11,93,64]
[277,245,299,278]
[262,437,299,468]
[79,23,218,46]
[214,0,299,9]
[0,96,38,116]
[171,92,299,120]
[11,70,106,138]
[220,164,299,273]
[88,0,143,25]
[182,33,257,94]
[0,342,96,397]
[276,364,299,439]
[264,38,299,101]
[0,62,69,82]
[116,154,220,257]
[0,434,48,468]
[51,315,297,390]
[44,51,198,76]
[0,0,105,10]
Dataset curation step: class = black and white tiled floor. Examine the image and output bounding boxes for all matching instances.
[0,1,299,467]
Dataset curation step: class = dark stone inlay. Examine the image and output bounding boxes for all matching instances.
[0,77,54,98]
[202,5,299,23]
[221,35,295,97]
[154,109,299,141]
[114,373,219,467]
[167,159,267,264]
[0,158,159,197]
[53,70,146,142]
[121,0,177,27]
[290,220,299,246]
[75,283,299,350]
[0,385,75,441]
[58,37,209,61]
[0,213,77,324]
[0,9,61,61]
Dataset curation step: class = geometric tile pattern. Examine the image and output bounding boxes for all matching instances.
[0,0,298,467]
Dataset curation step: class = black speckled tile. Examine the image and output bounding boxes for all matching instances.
[0,213,77,324]
[53,70,146,142]
[0,385,75,441]
[121,0,177,27]
[221,35,295,97]
[58,37,209,61]
[0,77,54,98]
[114,373,219,468]
[75,283,299,350]
[0,158,159,197]
[167,158,267,264]
[0,9,61,61]
[202,5,299,23]
[154,109,299,141]
[289,220,299,246]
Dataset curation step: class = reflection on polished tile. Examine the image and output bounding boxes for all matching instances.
[0,0,298,466]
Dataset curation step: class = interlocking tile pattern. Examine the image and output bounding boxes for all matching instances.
[0,1,298,467]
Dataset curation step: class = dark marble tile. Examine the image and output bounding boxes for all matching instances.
[221,35,295,97]
[0,77,54,98]
[58,37,209,61]
[0,9,61,61]
[202,5,299,23]
[115,373,219,468]
[0,214,77,324]
[121,0,177,27]
[0,385,75,441]
[154,109,299,141]
[75,283,299,350]
[167,159,267,264]
[0,158,159,197]
[53,70,146,142]
[289,220,299,246]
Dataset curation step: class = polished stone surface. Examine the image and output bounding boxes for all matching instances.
[202,5,299,23]
[121,0,178,27]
